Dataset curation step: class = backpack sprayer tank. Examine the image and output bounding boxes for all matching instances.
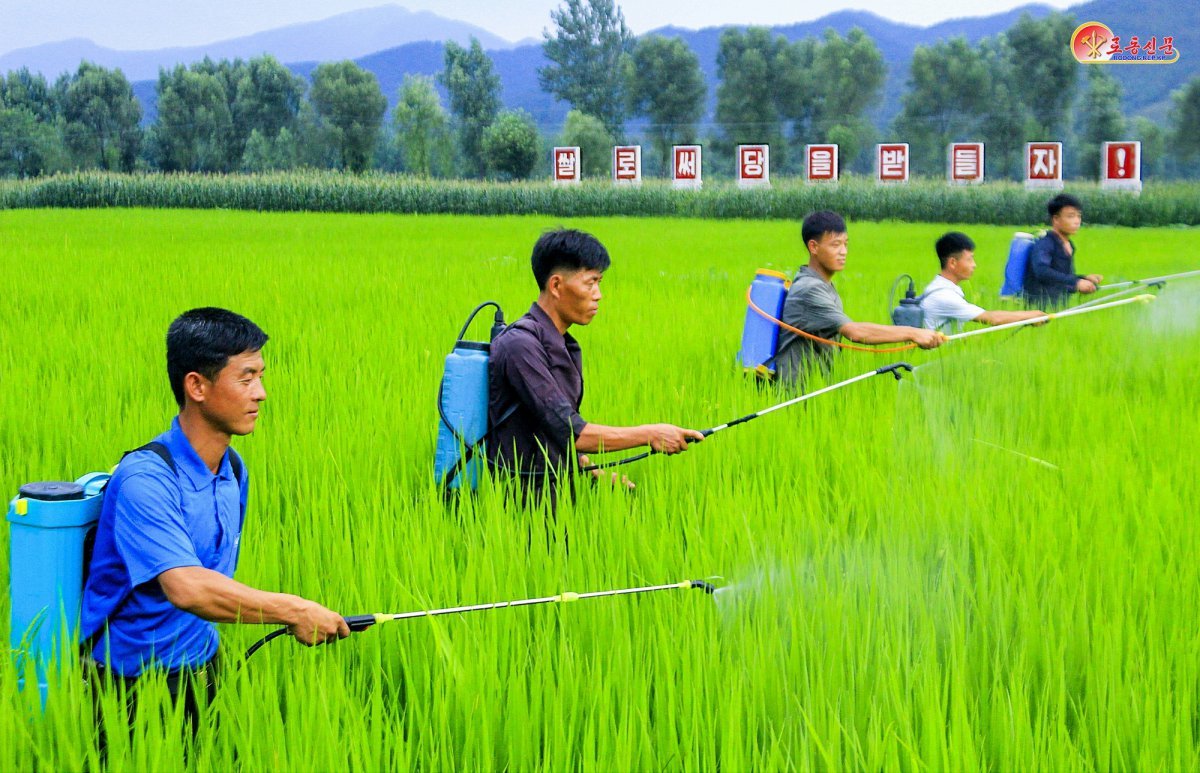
[1000,232,1038,298]
[890,274,925,327]
[738,269,790,377]
[433,302,506,490]
[7,474,109,705]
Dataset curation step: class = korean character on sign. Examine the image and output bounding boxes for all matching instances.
[556,151,576,178]
[953,146,980,180]
[614,147,638,180]
[1125,36,1141,56]
[677,150,696,177]
[810,150,833,178]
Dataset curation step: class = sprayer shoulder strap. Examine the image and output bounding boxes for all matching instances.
[120,441,245,484]
[487,315,556,431]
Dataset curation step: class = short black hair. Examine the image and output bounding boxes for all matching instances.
[1047,193,1083,220]
[935,231,975,268]
[167,308,269,407]
[531,228,611,290]
[801,211,847,247]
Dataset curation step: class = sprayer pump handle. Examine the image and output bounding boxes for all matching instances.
[344,614,378,632]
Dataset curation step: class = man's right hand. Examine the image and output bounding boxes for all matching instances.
[1076,278,1098,293]
[287,598,351,646]
[907,328,945,349]
[645,424,705,454]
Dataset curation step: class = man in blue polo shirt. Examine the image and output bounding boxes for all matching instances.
[82,307,348,707]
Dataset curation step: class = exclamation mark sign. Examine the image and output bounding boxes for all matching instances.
[1116,147,1127,178]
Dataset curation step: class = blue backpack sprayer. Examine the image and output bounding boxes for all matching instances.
[6,442,235,704]
[7,477,108,705]
[433,301,509,490]
[1000,232,1038,298]
[738,269,791,377]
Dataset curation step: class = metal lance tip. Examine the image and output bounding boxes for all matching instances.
[690,580,717,594]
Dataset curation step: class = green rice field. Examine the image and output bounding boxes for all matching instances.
[1,208,1198,770]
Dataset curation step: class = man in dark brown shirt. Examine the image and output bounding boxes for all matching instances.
[488,228,702,494]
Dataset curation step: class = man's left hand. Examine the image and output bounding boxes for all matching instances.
[579,455,636,490]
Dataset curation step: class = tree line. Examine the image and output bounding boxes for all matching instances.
[1,0,1198,181]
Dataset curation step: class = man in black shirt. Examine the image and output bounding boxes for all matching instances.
[488,228,703,494]
[1023,193,1104,307]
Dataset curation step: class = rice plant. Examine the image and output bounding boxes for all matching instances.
[1,209,1197,770]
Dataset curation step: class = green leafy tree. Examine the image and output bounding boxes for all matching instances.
[309,61,387,173]
[539,0,633,136]
[714,27,792,170]
[975,36,1029,180]
[1004,13,1078,138]
[0,68,65,177]
[392,75,452,177]
[893,37,991,175]
[1075,66,1125,179]
[773,38,819,172]
[559,109,613,178]
[233,55,306,165]
[811,28,885,172]
[1129,116,1165,179]
[441,38,501,178]
[56,62,142,171]
[0,107,66,177]
[1,68,56,122]
[482,109,540,180]
[241,127,299,172]
[1168,76,1200,168]
[154,64,235,172]
[293,101,338,169]
[627,35,706,175]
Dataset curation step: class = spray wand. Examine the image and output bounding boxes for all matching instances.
[244,579,717,660]
[941,292,1156,343]
[1098,269,1200,291]
[581,362,913,472]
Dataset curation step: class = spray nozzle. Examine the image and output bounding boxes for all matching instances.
[877,362,914,381]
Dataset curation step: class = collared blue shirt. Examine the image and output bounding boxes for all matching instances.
[81,417,247,676]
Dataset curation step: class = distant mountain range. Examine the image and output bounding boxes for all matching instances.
[0,5,516,82]
[5,1,1195,135]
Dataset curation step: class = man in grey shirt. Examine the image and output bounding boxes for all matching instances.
[776,211,943,384]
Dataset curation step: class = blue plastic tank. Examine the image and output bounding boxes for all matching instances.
[433,342,490,489]
[1000,232,1037,297]
[7,472,108,704]
[738,269,790,372]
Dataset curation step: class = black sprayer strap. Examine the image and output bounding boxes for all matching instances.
[438,402,521,490]
[112,441,245,483]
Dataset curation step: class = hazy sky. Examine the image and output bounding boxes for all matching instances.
[0,0,1080,55]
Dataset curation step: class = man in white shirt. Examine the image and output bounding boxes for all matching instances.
[921,232,1047,332]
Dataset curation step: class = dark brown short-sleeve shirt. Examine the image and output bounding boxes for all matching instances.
[487,303,587,481]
